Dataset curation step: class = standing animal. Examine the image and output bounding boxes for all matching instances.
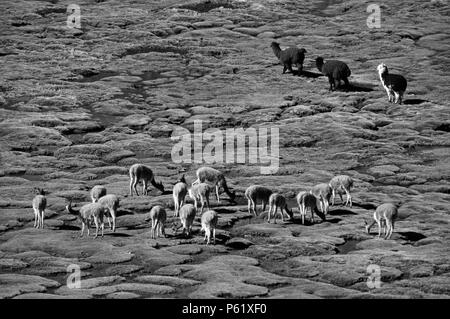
[149,205,166,239]
[97,194,119,232]
[201,210,218,245]
[177,204,196,237]
[329,175,354,207]
[192,167,235,203]
[316,57,351,91]
[32,188,46,229]
[270,42,306,75]
[310,183,332,215]
[365,203,398,239]
[173,175,188,217]
[245,185,273,216]
[377,63,407,104]
[90,185,106,203]
[129,164,164,196]
[296,191,326,225]
[188,183,211,214]
[267,193,293,223]
[65,201,106,238]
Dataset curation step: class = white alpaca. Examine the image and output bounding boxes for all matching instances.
[149,205,166,239]
[178,204,196,237]
[245,185,272,216]
[365,203,398,239]
[267,193,293,223]
[188,183,211,214]
[90,185,107,203]
[97,194,119,232]
[129,164,164,196]
[329,175,354,207]
[66,201,106,238]
[201,210,218,245]
[192,167,235,203]
[32,188,46,229]
[377,63,407,104]
[172,175,188,217]
[296,191,326,225]
[310,183,332,215]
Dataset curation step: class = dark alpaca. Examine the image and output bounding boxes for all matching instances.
[316,57,351,91]
[271,42,306,75]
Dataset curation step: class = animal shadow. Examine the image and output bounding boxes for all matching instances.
[398,231,426,242]
[297,70,323,78]
[403,99,428,105]
[328,208,357,216]
[345,83,375,92]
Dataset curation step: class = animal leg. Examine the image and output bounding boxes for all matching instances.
[33,208,38,228]
[213,228,216,245]
[282,65,287,74]
[215,185,220,203]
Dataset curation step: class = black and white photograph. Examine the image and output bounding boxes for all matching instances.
[0,0,449,304]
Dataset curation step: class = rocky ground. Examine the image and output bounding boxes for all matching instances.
[1,0,449,299]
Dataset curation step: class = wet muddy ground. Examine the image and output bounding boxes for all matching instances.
[0,0,449,298]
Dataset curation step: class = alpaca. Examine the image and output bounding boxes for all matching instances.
[66,201,106,238]
[316,57,351,91]
[296,191,326,225]
[201,210,218,245]
[173,175,188,217]
[329,175,354,207]
[188,183,211,214]
[267,193,293,223]
[365,203,398,239]
[32,188,46,229]
[177,204,196,237]
[244,185,273,216]
[271,42,306,75]
[310,183,332,215]
[90,185,106,203]
[149,205,166,239]
[377,63,407,104]
[192,167,235,203]
[129,164,164,196]
[97,194,119,232]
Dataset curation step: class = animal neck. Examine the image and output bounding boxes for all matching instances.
[379,69,389,85]
[151,179,161,189]
[271,44,281,59]
[316,61,323,72]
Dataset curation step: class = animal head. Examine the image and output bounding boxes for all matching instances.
[34,187,45,195]
[286,208,294,220]
[315,57,324,70]
[229,190,237,202]
[155,181,165,193]
[377,63,388,75]
[178,174,186,184]
[270,41,280,48]
[299,48,307,54]
[363,219,371,233]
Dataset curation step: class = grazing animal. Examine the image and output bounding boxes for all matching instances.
[90,185,106,203]
[296,191,326,225]
[188,183,211,214]
[271,42,306,75]
[365,203,398,239]
[97,194,119,232]
[329,175,354,207]
[129,164,164,196]
[192,167,235,203]
[316,57,351,91]
[177,204,196,237]
[267,193,293,223]
[65,201,106,238]
[201,210,218,245]
[32,188,46,229]
[377,63,407,104]
[149,205,166,239]
[310,183,332,215]
[173,176,188,217]
[245,185,273,216]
